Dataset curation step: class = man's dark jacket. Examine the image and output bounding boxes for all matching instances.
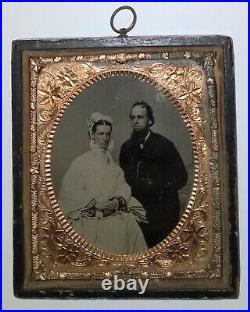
[120,131,188,248]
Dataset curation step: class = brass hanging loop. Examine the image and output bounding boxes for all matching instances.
[110,6,137,37]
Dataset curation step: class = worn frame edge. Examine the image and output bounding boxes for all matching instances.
[11,35,239,299]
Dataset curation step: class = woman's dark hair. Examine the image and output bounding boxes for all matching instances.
[90,120,112,137]
[130,101,155,126]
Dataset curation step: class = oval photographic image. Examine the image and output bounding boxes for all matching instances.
[51,75,194,254]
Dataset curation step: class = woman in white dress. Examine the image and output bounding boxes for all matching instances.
[58,112,148,254]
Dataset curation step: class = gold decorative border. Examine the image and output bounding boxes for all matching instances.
[29,52,221,280]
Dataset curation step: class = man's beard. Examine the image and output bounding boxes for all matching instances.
[131,128,150,144]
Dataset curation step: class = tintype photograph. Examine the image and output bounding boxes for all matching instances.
[51,76,193,254]
[12,35,239,299]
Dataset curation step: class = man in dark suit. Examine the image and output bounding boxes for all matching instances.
[120,101,188,248]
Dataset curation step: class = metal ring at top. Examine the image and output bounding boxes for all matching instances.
[110,6,137,37]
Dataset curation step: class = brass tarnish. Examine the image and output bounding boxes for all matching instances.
[29,50,222,281]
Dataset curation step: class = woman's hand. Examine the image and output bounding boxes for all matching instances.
[95,201,111,211]
[67,210,80,221]
[95,199,119,211]
[108,198,119,210]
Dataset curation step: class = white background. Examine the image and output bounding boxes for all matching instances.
[2,2,248,310]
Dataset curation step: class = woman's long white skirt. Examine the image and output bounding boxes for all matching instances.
[72,212,148,254]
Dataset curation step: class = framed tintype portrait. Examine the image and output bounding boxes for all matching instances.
[12,35,239,298]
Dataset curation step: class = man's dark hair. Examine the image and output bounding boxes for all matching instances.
[130,101,155,126]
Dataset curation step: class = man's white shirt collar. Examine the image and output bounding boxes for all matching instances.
[140,131,151,149]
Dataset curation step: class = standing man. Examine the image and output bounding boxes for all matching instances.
[120,101,188,248]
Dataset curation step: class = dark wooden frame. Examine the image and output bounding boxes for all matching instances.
[12,36,239,299]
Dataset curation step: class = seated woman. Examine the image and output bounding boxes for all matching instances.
[58,112,148,254]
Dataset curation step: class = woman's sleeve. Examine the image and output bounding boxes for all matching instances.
[110,166,131,202]
[58,157,93,216]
